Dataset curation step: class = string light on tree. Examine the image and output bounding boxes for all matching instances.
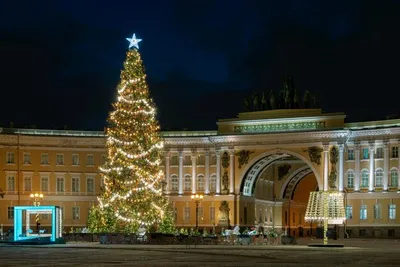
[87,33,175,234]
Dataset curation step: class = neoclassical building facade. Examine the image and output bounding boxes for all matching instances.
[1,108,399,237]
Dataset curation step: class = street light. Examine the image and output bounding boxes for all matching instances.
[30,193,44,234]
[30,193,44,206]
[191,194,203,231]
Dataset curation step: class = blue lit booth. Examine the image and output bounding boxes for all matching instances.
[14,206,62,244]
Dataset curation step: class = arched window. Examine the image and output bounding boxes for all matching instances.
[197,174,204,191]
[375,169,383,187]
[210,174,217,192]
[184,174,191,191]
[361,170,369,188]
[347,171,354,189]
[170,174,178,191]
[391,169,399,188]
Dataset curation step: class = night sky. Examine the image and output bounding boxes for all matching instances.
[1,0,399,131]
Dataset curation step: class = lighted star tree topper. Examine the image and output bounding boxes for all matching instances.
[88,34,174,234]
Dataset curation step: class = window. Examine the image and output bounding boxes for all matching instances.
[41,176,49,192]
[72,206,80,220]
[375,169,383,187]
[41,214,49,220]
[7,174,15,191]
[197,175,204,191]
[8,207,14,220]
[347,171,354,188]
[391,170,398,187]
[392,147,399,158]
[198,206,204,219]
[6,152,14,164]
[211,154,217,165]
[171,175,178,191]
[197,155,205,165]
[71,177,80,192]
[41,153,49,165]
[209,206,215,221]
[184,175,191,191]
[361,170,369,188]
[56,154,64,165]
[57,177,64,192]
[360,205,367,220]
[171,156,178,166]
[210,174,217,192]
[87,154,94,165]
[87,176,94,193]
[23,153,31,164]
[72,154,79,165]
[347,149,354,160]
[376,147,383,159]
[374,204,381,219]
[183,155,191,165]
[346,206,353,219]
[24,176,32,191]
[389,204,396,220]
[362,148,369,159]
[184,206,190,221]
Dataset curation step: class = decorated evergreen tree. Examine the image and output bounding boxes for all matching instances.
[88,34,174,233]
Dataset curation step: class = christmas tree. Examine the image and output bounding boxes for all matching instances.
[88,34,174,233]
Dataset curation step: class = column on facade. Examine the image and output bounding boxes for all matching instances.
[369,142,375,191]
[338,144,344,192]
[383,141,389,191]
[204,151,210,194]
[229,148,235,195]
[216,149,221,195]
[165,151,170,194]
[354,143,361,191]
[323,144,330,191]
[191,151,197,194]
[178,150,183,195]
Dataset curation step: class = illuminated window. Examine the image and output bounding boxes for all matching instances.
[389,204,396,220]
[391,170,398,187]
[360,205,367,220]
[184,175,191,191]
[197,175,204,191]
[210,174,216,192]
[170,174,178,191]
[362,148,369,159]
[375,169,383,187]
[347,171,354,188]
[361,170,369,188]
[346,206,352,219]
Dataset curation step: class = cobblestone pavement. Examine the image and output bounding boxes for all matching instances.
[1,238,400,266]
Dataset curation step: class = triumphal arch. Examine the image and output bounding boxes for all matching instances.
[163,108,400,238]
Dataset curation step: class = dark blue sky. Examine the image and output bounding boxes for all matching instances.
[1,0,399,130]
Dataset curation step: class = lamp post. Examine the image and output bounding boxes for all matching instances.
[30,193,44,234]
[30,193,44,206]
[191,194,203,231]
